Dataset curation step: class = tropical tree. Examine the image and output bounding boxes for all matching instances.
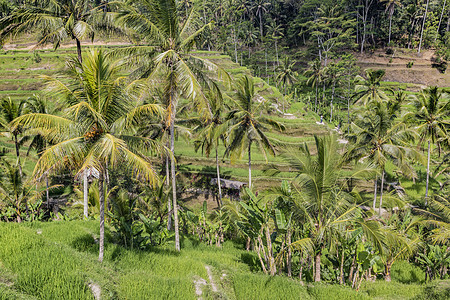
[348,93,421,213]
[275,56,297,112]
[381,0,402,44]
[0,0,113,62]
[354,69,390,105]
[274,134,377,281]
[0,97,27,175]
[12,50,162,262]
[194,88,227,206]
[225,75,284,189]
[116,0,230,251]
[407,87,449,204]
[304,59,324,112]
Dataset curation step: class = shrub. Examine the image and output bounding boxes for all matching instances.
[391,260,426,283]
[407,61,414,68]
[385,48,394,55]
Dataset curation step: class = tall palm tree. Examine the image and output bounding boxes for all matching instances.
[276,135,377,282]
[0,0,112,63]
[407,87,449,204]
[381,0,402,44]
[12,50,162,262]
[275,57,297,113]
[0,97,27,175]
[304,59,324,112]
[225,75,284,189]
[116,0,230,251]
[194,88,227,207]
[354,69,390,105]
[348,92,422,213]
[418,0,430,53]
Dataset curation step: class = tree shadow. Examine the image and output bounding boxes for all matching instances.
[240,252,262,272]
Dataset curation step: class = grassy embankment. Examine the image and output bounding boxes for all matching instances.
[0,45,443,201]
[0,221,449,299]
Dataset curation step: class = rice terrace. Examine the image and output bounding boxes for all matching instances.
[0,0,449,299]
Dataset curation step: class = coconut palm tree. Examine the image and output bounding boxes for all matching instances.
[0,0,113,63]
[305,59,323,112]
[225,75,284,189]
[275,57,297,113]
[0,97,27,175]
[407,87,449,204]
[381,0,402,44]
[275,135,377,281]
[12,50,162,262]
[116,0,230,251]
[347,94,421,213]
[354,69,390,105]
[194,88,228,207]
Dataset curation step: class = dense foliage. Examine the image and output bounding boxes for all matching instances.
[0,0,448,298]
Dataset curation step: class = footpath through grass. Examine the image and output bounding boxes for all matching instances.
[0,221,448,299]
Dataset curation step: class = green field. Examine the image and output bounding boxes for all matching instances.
[0,221,448,300]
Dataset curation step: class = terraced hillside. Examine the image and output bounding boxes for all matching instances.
[0,43,329,190]
[355,49,450,89]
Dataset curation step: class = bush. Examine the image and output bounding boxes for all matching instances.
[407,61,414,68]
[385,48,394,55]
[391,260,425,284]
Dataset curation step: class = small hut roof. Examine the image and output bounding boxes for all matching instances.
[210,178,247,190]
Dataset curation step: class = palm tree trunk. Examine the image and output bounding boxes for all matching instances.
[379,170,385,215]
[425,140,431,205]
[170,121,180,251]
[46,174,50,209]
[330,80,335,123]
[83,169,88,219]
[14,134,22,176]
[216,147,222,207]
[314,252,321,282]
[373,176,378,210]
[248,141,252,189]
[418,0,430,53]
[315,84,318,112]
[75,38,83,63]
[98,173,105,262]
[339,247,345,284]
[166,142,172,230]
[388,16,392,44]
[436,0,447,43]
[265,225,276,276]
[275,40,279,66]
[287,229,292,277]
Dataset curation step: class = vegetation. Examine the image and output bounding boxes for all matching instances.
[0,0,448,299]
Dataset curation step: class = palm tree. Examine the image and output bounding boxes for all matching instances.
[116,0,230,251]
[0,160,38,222]
[348,94,421,213]
[0,97,27,175]
[275,57,297,113]
[12,50,161,262]
[23,95,53,207]
[225,75,284,189]
[194,88,227,207]
[251,0,271,42]
[304,59,324,112]
[276,135,377,281]
[407,87,449,204]
[418,0,430,53]
[0,0,112,63]
[354,69,390,105]
[381,0,402,44]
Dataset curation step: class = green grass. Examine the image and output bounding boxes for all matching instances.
[0,221,441,300]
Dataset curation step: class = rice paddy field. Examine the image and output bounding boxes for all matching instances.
[0,42,439,200]
[0,220,448,300]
